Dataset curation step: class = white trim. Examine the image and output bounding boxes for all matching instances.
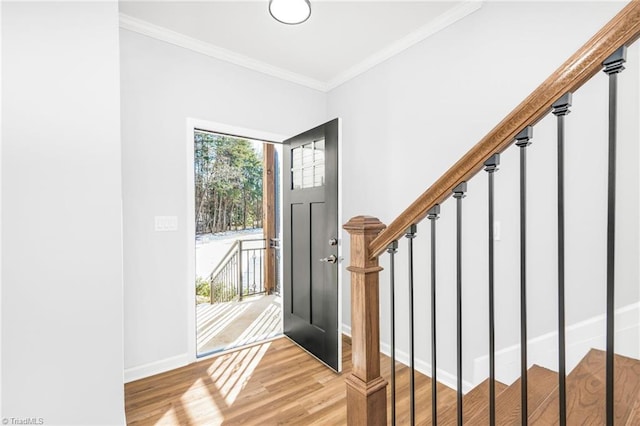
[344,303,640,392]
[124,353,190,383]
[0,0,3,416]
[189,118,287,144]
[119,14,327,92]
[186,121,197,362]
[472,303,640,386]
[379,343,475,394]
[337,117,343,373]
[119,3,481,93]
[185,118,288,364]
[326,1,482,91]
[341,324,475,394]
[192,334,284,364]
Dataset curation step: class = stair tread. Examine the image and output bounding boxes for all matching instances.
[528,349,640,425]
[626,386,640,425]
[465,365,557,425]
[382,360,458,425]
[436,378,508,425]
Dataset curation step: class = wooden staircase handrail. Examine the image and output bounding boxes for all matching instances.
[368,0,640,259]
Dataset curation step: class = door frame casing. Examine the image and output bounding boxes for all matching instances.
[185,117,342,364]
[337,118,343,371]
[185,118,287,362]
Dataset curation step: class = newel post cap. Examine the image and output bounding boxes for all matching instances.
[343,216,386,234]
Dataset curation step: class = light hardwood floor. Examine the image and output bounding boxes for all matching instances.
[125,335,457,425]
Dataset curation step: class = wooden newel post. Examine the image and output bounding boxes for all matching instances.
[343,216,388,425]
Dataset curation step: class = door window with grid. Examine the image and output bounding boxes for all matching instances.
[291,139,325,189]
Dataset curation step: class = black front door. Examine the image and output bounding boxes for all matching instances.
[283,119,340,372]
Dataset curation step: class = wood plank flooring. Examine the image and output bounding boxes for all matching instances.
[125,336,456,425]
[126,336,640,425]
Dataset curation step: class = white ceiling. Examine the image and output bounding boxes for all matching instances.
[119,1,481,91]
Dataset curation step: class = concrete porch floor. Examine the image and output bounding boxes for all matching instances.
[197,294,282,356]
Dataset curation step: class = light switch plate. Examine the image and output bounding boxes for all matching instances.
[155,216,178,232]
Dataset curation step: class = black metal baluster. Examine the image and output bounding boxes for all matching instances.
[387,240,399,426]
[484,154,500,426]
[453,182,467,426]
[406,225,417,426]
[552,92,572,426]
[603,45,626,426]
[428,205,440,426]
[515,126,533,425]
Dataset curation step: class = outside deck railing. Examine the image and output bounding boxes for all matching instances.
[208,238,267,303]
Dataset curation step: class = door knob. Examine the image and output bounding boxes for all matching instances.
[319,254,338,264]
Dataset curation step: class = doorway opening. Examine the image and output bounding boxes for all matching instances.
[194,129,282,357]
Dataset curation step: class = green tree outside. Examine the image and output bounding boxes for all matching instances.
[195,131,263,235]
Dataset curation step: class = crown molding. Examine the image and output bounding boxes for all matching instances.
[119,13,329,92]
[326,1,483,91]
[119,2,482,94]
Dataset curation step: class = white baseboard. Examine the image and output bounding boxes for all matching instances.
[124,353,190,383]
[343,303,640,392]
[342,323,475,393]
[342,324,351,337]
[472,302,640,386]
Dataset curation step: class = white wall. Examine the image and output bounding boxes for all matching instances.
[1,0,636,421]
[0,0,4,417]
[120,29,326,376]
[1,2,125,424]
[330,1,639,389]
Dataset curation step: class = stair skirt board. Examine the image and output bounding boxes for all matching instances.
[473,302,639,386]
[342,302,639,393]
[342,324,476,393]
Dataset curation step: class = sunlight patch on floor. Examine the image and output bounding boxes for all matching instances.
[197,295,282,355]
[156,400,195,426]
[163,344,272,425]
[230,297,281,348]
[221,342,271,405]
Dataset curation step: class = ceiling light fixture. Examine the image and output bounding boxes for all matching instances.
[269,0,311,25]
